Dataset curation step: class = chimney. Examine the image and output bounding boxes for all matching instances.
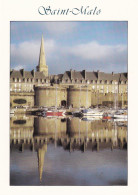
[20,69,25,77]
[97,70,99,79]
[70,69,72,80]
[82,70,86,79]
[32,69,35,77]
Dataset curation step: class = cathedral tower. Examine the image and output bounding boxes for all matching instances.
[36,35,48,77]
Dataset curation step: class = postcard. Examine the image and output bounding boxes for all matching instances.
[0,0,138,194]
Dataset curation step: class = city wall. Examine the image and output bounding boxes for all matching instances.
[35,85,128,108]
[10,92,34,107]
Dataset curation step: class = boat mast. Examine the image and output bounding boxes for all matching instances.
[86,85,88,108]
[79,85,81,108]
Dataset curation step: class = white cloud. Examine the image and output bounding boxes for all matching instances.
[69,41,127,63]
[11,39,127,74]
[14,65,24,70]
[11,39,57,69]
[41,22,78,34]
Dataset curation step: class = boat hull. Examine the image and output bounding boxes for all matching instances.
[46,111,64,117]
[113,115,127,119]
[103,116,112,120]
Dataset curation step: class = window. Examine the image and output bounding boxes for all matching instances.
[106,86,109,93]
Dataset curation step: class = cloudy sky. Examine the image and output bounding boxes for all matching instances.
[10,21,128,74]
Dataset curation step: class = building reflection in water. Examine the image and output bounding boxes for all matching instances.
[10,115,127,182]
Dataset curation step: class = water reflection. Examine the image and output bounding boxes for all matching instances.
[10,115,127,186]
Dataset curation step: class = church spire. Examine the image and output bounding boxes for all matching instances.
[39,35,46,66]
[37,143,47,183]
[36,35,48,76]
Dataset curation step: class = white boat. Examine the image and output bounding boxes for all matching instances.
[113,118,128,122]
[10,108,16,114]
[81,116,102,121]
[113,110,128,119]
[81,108,104,117]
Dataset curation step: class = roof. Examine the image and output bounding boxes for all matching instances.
[10,69,128,82]
[10,69,47,79]
[61,70,128,81]
[86,71,98,80]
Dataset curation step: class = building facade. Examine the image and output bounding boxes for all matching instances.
[10,36,128,108]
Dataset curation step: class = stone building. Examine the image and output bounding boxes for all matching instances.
[10,36,128,108]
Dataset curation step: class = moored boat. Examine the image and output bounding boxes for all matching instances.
[113,110,128,119]
[10,108,16,114]
[46,110,65,117]
[81,108,104,117]
[41,109,65,117]
[103,112,113,120]
[81,116,102,121]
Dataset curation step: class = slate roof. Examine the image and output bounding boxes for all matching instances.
[61,70,128,82]
[98,72,120,81]
[10,69,128,83]
[10,69,47,79]
[119,73,128,81]
[10,70,23,78]
[86,71,98,80]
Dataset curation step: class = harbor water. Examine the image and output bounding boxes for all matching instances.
[10,114,127,186]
